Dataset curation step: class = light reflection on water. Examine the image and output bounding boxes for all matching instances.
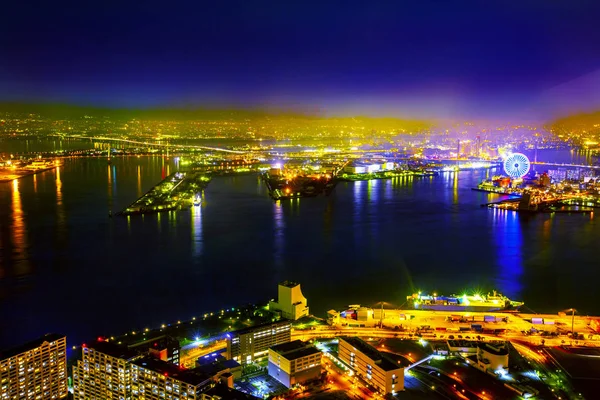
[273,200,284,268]
[10,179,30,276]
[1,152,600,348]
[491,208,523,300]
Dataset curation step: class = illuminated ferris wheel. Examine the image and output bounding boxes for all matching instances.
[503,153,531,179]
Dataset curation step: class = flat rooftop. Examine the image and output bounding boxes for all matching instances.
[478,343,508,356]
[86,340,138,361]
[339,337,400,372]
[1,333,65,360]
[280,281,300,288]
[232,320,291,336]
[133,356,210,386]
[447,340,478,348]
[203,384,261,399]
[270,340,321,360]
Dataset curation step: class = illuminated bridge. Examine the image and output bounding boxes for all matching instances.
[60,135,246,154]
[531,161,600,169]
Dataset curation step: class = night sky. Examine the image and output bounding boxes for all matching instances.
[2,0,600,119]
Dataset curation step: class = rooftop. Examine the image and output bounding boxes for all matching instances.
[280,281,300,288]
[339,337,401,372]
[202,383,261,399]
[196,358,241,376]
[86,340,139,361]
[133,356,211,387]
[270,340,321,360]
[231,320,291,336]
[478,342,508,356]
[447,340,478,348]
[0,333,65,360]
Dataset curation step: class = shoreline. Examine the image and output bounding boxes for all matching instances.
[0,165,57,183]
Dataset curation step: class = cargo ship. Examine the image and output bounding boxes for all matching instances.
[407,291,523,312]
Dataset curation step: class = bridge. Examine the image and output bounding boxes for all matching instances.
[531,161,600,169]
[58,134,246,154]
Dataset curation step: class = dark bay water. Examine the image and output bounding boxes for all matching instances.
[1,154,599,348]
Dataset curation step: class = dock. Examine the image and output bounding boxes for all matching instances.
[118,171,211,215]
[262,172,336,201]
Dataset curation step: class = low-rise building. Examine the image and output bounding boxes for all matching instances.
[466,342,509,375]
[338,337,404,394]
[199,384,260,399]
[267,340,322,388]
[196,354,242,382]
[0,333,68,400]
[447,339,478,356]
[226,321,291,365]
[130,335,181,366]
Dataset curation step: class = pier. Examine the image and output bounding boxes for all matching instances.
[119,171,211,215]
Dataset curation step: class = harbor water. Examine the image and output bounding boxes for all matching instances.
[0,149,599,348]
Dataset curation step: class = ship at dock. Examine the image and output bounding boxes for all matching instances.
[407,291,523,312]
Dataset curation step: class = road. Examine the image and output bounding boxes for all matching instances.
[179,340,227,368]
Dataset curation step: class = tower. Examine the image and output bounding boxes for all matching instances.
[269,281,309,320]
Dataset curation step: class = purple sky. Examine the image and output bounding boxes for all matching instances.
[1,0,600,120]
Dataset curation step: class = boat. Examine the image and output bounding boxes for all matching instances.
[407,290,523,312]
[193,195,201,206]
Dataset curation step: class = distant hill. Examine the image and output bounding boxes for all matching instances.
[0,102,311,120]
[552,110,600,131]
[0,102,431,130]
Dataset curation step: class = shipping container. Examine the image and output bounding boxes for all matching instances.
[543,319,555,325]
[531,317,543,325]
[484,315,497,323]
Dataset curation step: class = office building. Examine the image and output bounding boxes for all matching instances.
[226,321,291,365]
[72,340,140,400]
[268,281,309,320]
[338,337,404,394]
[267,340,322,388]
[131,356,211,400]
[0,333,67,400]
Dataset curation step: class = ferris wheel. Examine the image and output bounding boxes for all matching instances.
[503,153,531,179]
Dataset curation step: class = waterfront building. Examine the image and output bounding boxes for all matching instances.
[267,340,322,388]
[466,342,509,375]
[226,321,291,364]
[131,356,211,400]
[268,281,309,321]
[0,333,67,400]
[338,337,404,394]
[72,340,140,400]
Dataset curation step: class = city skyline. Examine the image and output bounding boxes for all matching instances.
[2,1,600,120]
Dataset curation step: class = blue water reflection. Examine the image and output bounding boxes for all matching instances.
[491,208,524,300]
